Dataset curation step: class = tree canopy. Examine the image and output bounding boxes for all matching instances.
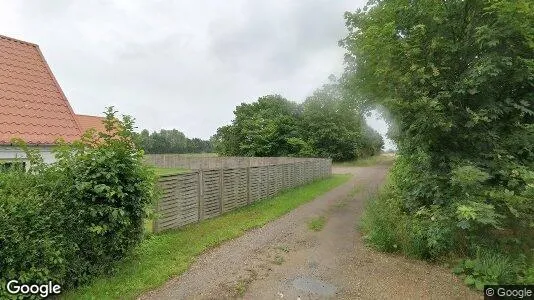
[342,0,534,271]
[136,129,213,154]
[213,85,383,161]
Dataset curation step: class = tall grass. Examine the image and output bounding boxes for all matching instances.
[454,248,528,289]
[360,175,534,288]
[359,185,413,254]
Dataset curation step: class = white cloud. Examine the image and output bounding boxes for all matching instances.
[0,0,393,148]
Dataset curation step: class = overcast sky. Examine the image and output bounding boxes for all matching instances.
[0,0,394,149]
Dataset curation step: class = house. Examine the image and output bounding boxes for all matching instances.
[75,114,107,133]
[0,34,104,167]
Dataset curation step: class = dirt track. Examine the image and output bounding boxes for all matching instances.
[139,165,480,300]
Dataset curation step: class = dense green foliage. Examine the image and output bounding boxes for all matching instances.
[213,95,302,157]
[137,129,212,154]
[347,0,534,287]
[0,108,156,297]
[300,81,384,160]
[213,87,383,161]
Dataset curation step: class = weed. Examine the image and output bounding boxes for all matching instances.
[334,201,348,209]
[308,216,327,232]
[360,190,405,253]
[234,280,247,296]
[234,271,256,297]
[277,245,290,253]
[453,249,524,290]
[272,255,285,265]
[334,185,361,209]
[523,266,534,284]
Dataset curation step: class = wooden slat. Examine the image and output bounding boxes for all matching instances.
[154,159,332,232]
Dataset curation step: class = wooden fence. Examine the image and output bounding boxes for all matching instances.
[154,159,331,232]
[144,154,329,170]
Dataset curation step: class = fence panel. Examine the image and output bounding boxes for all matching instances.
[154,158,332,232]
[249,166,262,203]
[222,168,248,212]
[259,166,269,200]
[201,169,222,219]
[154,172,199,231]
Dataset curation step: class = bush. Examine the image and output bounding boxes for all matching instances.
[361,163,455,260]
[0,108,156,297]
[360,184,406,253]
[0,169,69,298]
[453,249,526,290]
[362,156,533,284]
[344,0,534,288]
[524,266,534,284]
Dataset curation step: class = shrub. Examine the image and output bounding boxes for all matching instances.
[361,173,454,260]
[360,186,406,253]
[361,156,533,285]
[0,108,156,297]
[344,0,534,287]
[0,168,69,298]
[524,266,534,284]
[453,249,525,290]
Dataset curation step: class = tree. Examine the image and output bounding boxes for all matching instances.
[300,80,382,160]
[213,90,383,160]
[342,0,534,259]
[136,129,213,154]
[214,95,302,157]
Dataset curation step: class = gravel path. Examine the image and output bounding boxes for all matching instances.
[139,165,480,300]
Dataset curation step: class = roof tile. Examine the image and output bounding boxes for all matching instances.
[75,114,107,133]
[0,34,82,145]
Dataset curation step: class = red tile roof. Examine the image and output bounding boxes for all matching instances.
[0,34,82,145]
[75,114,106,133]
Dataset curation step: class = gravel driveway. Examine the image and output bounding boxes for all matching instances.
[139,165,480,300]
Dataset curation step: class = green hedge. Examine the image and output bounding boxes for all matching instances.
[345,0,534,289]
[0,109,156,297]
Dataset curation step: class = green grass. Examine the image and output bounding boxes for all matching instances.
[359,175,412,254]
[143,219,154,233]
[150,167,190,176]
[172,153,218,157]
[454,249,527,290]
[333,154,396,167]
[333,184,362,209]
[62,174,350,299]
[307,216,327,232]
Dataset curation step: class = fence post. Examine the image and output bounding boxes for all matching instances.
[153,192,159,233]
[219,168,224,213]
[246,167,251,204]
[198,170,204,221]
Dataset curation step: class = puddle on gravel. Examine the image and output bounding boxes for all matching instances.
[291,276,337,296]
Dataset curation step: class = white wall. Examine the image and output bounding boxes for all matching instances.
[0,145,57,166]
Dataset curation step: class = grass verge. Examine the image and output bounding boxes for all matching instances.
[151,167,190,176]
[62,174,350,299]
[360,173,534,289]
